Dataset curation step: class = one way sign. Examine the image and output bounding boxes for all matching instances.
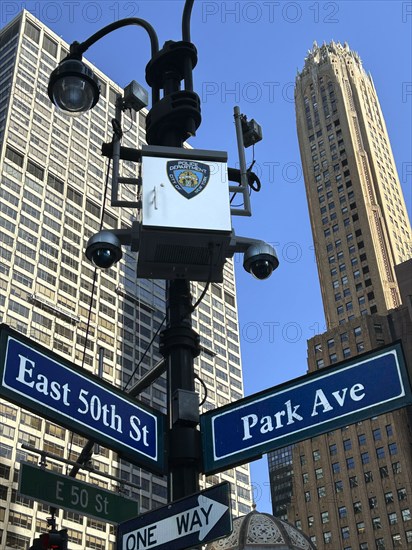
[117,482,232,550]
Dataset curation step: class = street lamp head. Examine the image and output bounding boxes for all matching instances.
[48,57,100,116]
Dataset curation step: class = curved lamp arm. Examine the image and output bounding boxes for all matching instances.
[182,0,195,42]
[70,17,159,58]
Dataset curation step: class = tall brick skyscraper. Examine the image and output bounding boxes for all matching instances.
[296,41,411,329]
[268,42,412,549]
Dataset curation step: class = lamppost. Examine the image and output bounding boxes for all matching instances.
[47,0,278,513]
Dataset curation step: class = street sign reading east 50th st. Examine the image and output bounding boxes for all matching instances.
[19,462,139,524]
[201,343,412,474]
[0,324,166,474]
[117,482,232,550]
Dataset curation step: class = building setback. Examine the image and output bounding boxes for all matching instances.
[0,11,252,549]
[268,41,412,549]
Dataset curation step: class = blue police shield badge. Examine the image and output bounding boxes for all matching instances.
[166,160,210,199]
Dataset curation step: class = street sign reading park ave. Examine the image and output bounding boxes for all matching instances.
[0,324,166,474]
[19,462,139,524]
[117,482,232,550]
[201,343,412,474]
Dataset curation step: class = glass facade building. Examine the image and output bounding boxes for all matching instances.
[0,11,252,549]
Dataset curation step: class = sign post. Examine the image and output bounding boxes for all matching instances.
[117,482,232,550]
[19,463,139,524]
[0,324,166,474]
[201,344,412,474]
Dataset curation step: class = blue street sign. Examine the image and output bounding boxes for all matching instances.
[117,482,232,550]
[201,343,411,474]
[0,324,166,474]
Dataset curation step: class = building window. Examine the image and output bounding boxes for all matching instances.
[373,428,381,441]
[369,496,377,509]
[401,509,411,522]
[364,471,373,483]
[315,468,323,479]
[329,444,337,455]
[316,359,324,369]
[308,515,314,527]
[388,512,398,525]
[358,433,366,446]
[388,443,398,455]
[341,526,350,540]
[321,511,329,523]
[323,531,332,544]
[392,462,401,474]
[372,517,382,530]
[335,480,343,492]
[349,476,358,487]
[343,439,352,451]
[343,347,351,358]
[356,521,365,534]
[302,473,309,484]
[329,353,338,363]
[385,424,393,437]
[346,457,355,470]
[318,486,326,498]
[392,534,402,547]
[313,450,321,461]
[361,452,370,464]
[305,491,311,502]
[332,462,340,474]
[354,501,362,513]
[338,506,347,519]
[376,447,385,459]
[397,488,407,501]
[380,466,389,478]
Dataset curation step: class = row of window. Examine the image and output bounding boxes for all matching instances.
[302,459,402,489]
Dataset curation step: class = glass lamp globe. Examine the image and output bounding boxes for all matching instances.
[48,58,100,116]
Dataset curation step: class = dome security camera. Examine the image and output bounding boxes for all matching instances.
[243,241,279,280]
[85,231,123,269]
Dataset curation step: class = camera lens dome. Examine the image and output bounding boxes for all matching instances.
[92,248,118,269]
[86,231,122,270]
[250,259,274,280]
[243,242,279,281]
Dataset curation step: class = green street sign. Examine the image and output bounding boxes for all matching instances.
[19,463,139,524]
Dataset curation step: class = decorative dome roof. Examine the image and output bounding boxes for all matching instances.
[206,510,316,550]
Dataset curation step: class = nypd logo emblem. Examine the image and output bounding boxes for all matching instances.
[167,160,210,199]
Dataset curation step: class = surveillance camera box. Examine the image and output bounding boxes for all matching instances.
[138,145,232,281]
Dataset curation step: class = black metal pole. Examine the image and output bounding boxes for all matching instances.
[161,280,201,502]
[144,0,202,503]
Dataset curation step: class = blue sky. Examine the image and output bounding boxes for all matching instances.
[3,0,411,513]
